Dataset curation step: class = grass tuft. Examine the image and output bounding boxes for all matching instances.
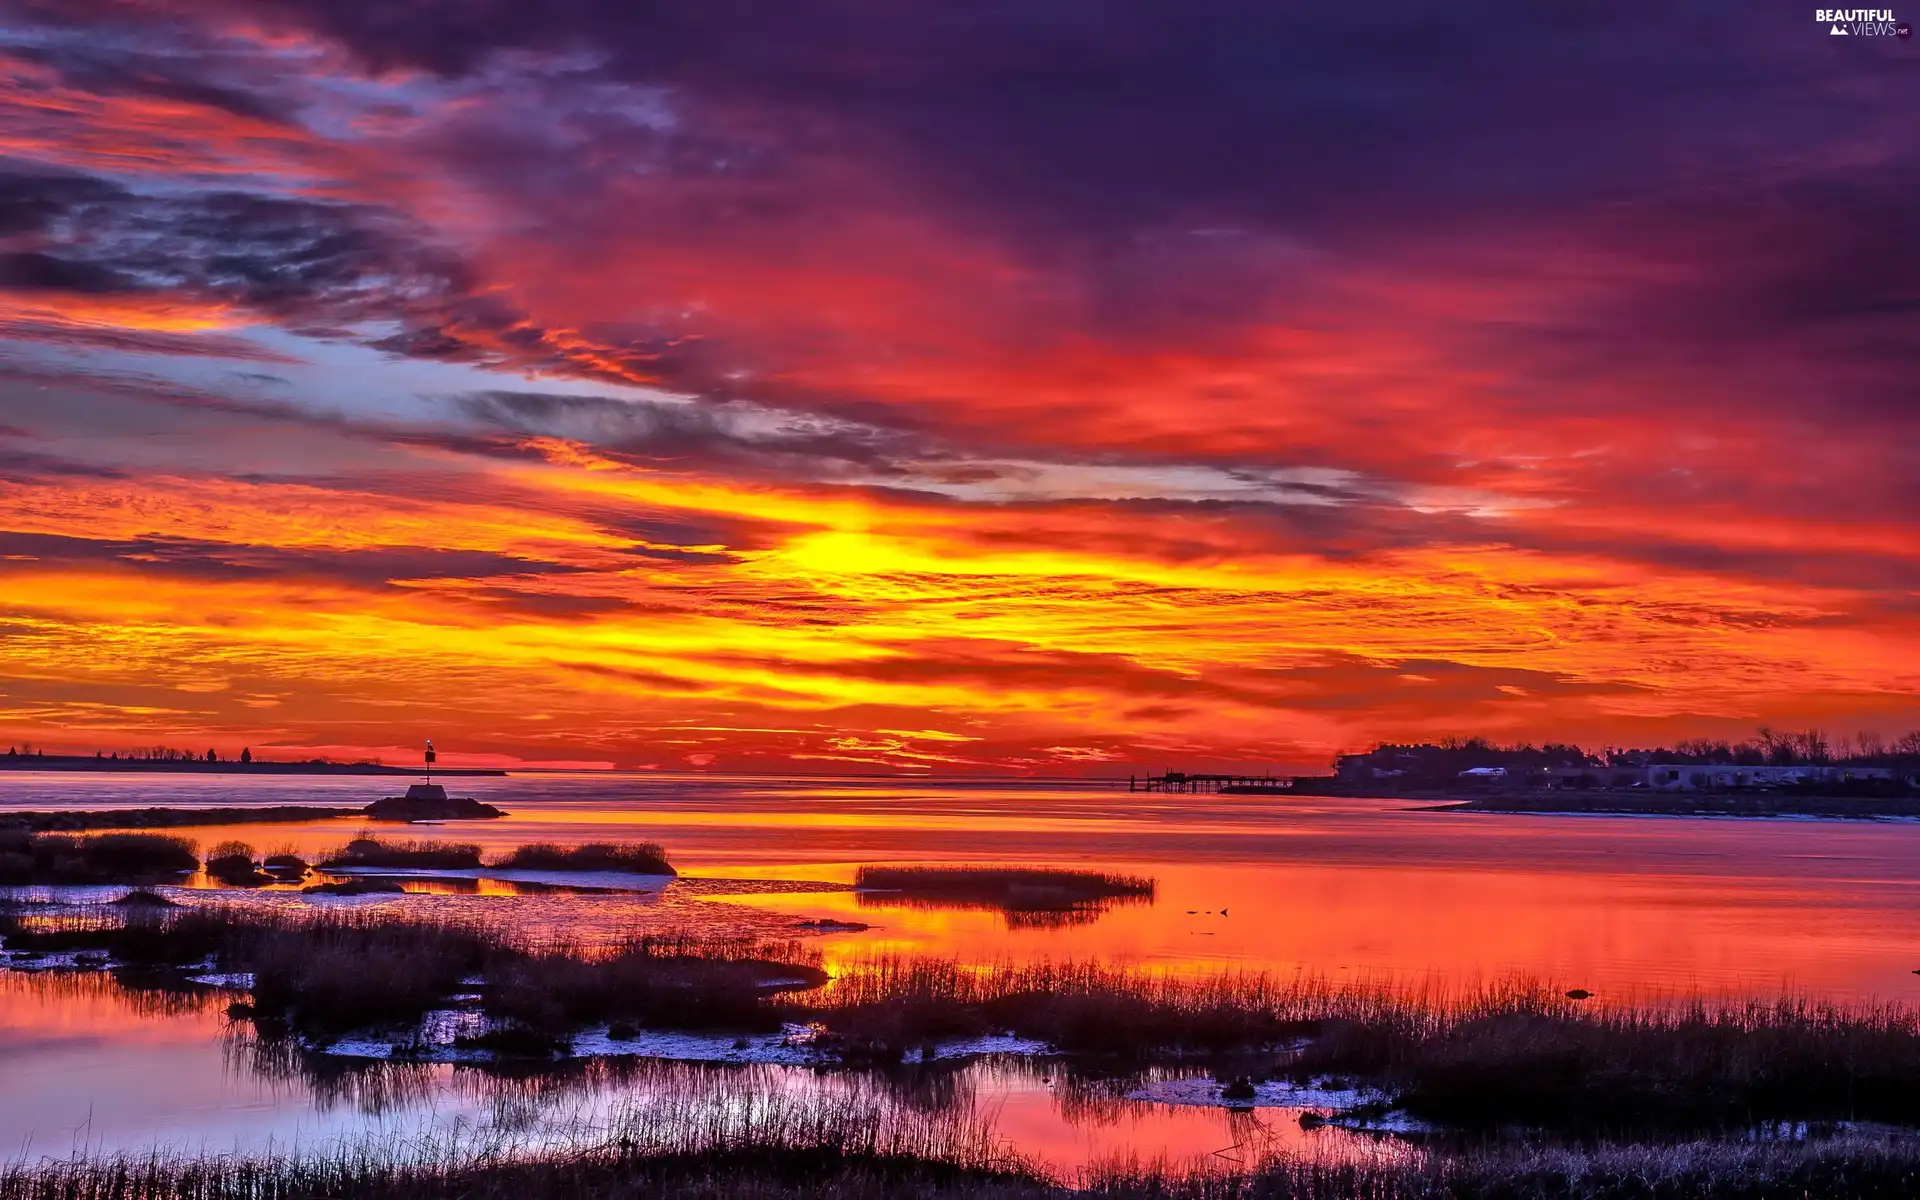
[855,866,1154,912]
[319,836,484,870]
[490,841,676,875]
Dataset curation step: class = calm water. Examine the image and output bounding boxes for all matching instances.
[5,770,1920,1172]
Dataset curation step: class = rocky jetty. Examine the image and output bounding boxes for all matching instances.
[361,783,506,822]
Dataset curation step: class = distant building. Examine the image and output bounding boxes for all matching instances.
[1564,764,1901,791]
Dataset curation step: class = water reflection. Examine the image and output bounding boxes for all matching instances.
[855,889,1153,930]
[11,774,1920,997]
[1,965,1390,1178]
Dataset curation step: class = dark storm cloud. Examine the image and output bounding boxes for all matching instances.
[3,38,301,126]
[0,530,594,586]
[0,169,125,236]
[0,447,130,481]
[0,250,136,293]
[138,1,1841,233]
[455,390,931,476]
[12,2,1854,251]
[0,165,475,325]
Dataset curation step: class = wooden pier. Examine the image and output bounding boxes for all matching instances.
[1130,771,1292,794]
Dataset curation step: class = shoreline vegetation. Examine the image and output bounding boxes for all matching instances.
[0,831,198,885]
[0,806,363,832]
[0,797,504,834]
[8,901,1920,1140]
[1428,793,1920,819]
[0,751,505,776]
[0,832,676,886]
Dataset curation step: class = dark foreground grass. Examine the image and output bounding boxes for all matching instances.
[855,867,1155,913]
[815,959,1920,1134]
[485,931,824,1039]
[492,841,676,875]
[0,830,198,884]
[10,1128,1920,1200]
[1,906,818,1045]
[0,905,501,1036]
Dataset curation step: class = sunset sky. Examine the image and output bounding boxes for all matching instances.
[0,3,1914,772]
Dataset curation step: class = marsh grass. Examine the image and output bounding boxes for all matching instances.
[0,831,198,884]
[0,906,241,966]
[855,867,1155,913]
[491,842,676,875]
[484,932,826,1040]
[1,905,503,1036]
[319,836,484,870]
[819,960,1920,1132]
[204,841,271,887]
[317,837,675,875]
[246,913,498,1037]
[0,1059,1028,1198]
[814,958,1311,1059]
[21,903,1920,1136]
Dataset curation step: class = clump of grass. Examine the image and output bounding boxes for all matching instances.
[484,932,826,1036]
[319,836,483,870]
[817,957,1299,1060]
[302,878,406,896]
[0,905,241,966]
[855,866,1154,916]
[1313,987,1920,1134]
[0,830,199,884]
[205,839,270,886]
[490,841,676,876]
[247,912,498,1038]
[263,849,309,876]
[4,904,502,1039]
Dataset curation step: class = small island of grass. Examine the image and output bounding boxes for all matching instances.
[317,835,676,877]
[0,830,198,885]
[854,865,1154,911]
[492,841,675,876]
[318,837,486,870]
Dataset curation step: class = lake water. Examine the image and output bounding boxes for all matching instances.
[5,770,1920,1174]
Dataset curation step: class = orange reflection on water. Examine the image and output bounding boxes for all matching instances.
[13,783,1920,999]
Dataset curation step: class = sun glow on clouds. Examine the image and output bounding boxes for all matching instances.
[0,3,1914,771]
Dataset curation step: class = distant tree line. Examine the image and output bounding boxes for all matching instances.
[1,746,296,766]
[1621,727,1920,767]
[1339,728,1920,780]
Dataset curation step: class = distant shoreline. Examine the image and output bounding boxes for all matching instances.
[0,755,505,777]
[0,805,364,832]
[1423,793,1920,820]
